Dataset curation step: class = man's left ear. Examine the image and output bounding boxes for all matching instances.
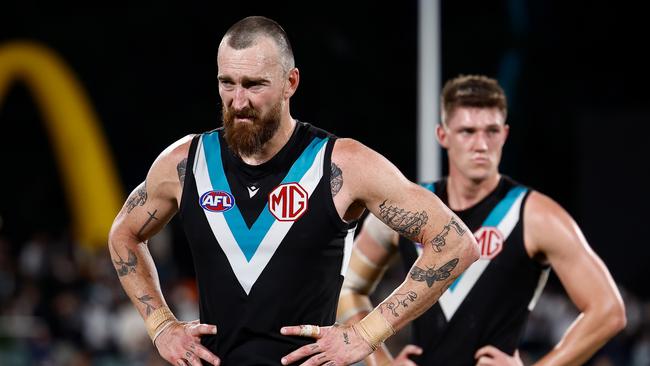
[285,68,300,98]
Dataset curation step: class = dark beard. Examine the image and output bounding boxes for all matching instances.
[222,103,282,156]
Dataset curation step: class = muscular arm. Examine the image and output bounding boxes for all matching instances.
[108,136,191,323]
[524,192,626,366]
[336,139,479,336]
[109,136,220,365]
[281,139,478,365]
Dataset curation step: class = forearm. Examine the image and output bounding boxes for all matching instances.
[379,222,477,331]
[109,230,170,321]
[534,306,625,366]
[355,237,476,355]
[374,259,458,332]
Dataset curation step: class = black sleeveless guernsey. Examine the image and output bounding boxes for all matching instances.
[179,122,356,365]
[399,176,550,365]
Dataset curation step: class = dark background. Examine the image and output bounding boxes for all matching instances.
[0,1,649,363]
[2,0,648,296]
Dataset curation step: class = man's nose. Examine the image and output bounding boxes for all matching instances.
[472,132,488,151]
[232,86,249,110]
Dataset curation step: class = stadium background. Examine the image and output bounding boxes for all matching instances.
[1,1,648,365]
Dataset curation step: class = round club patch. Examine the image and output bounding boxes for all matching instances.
[199,190,235,212]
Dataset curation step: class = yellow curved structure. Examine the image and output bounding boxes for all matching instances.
[0,41,123,249]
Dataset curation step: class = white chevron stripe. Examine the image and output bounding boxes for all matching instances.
[194,136,328,294]
[528,267,550,310]
[438,190,527,320]
[341,228,356,276]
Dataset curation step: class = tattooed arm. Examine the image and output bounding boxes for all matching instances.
[341,138,478,331]
[281,139,479,366]
[108,135,220,366]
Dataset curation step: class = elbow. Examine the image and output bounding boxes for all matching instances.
[607,300,627,335]
[595,298,627,338]
[107,226,116,249]
[107,219,131,250]
[463,234,480,264]
[107,222,120,249]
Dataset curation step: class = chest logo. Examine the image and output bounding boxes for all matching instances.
[268,182,308,221]
[199,190,235,213]
[475,226,504,259]
[247,185,260,198]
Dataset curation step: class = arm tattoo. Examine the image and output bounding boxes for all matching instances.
[137,294,156,316]
[126,181,147,213]
[136,209,159,239]
[177,158,188,189]
[430,216,466,252]
[410,258,460,287]
[378,200,428,241]
[330,163,343,197]
[113,247,138,276]
[379,291,418,317]
[343,331,350,345]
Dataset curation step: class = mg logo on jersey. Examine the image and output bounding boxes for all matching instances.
[268,182,308,221]
[474,226,504,259]
[200,190,235,213]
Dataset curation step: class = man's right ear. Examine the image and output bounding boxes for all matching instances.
[436,124,448,148]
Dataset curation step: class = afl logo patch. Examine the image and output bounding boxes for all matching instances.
[199,190,235,212]
[474,226,504,259]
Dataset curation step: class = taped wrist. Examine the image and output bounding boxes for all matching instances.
[353,309,395,351]
[145,306,177,343]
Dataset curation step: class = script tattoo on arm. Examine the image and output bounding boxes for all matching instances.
[137,294,156,316]
[177,158,187,189]
[330,163,343,197]
[113,247,138,277]
[378,200,428,241]
[126,182,147,213]
[410,258,460,287]
[379,291,418,317]
[430,216,466,252]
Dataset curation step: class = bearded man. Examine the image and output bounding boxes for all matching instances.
[108,16,479,366]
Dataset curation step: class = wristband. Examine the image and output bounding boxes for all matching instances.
[353,309,395,350]
[145,306,177,342]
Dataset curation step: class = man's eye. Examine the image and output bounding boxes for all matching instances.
[245,82,264,90]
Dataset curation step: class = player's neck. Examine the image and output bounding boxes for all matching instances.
[446,171,501,211]
[240,117,296,166]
